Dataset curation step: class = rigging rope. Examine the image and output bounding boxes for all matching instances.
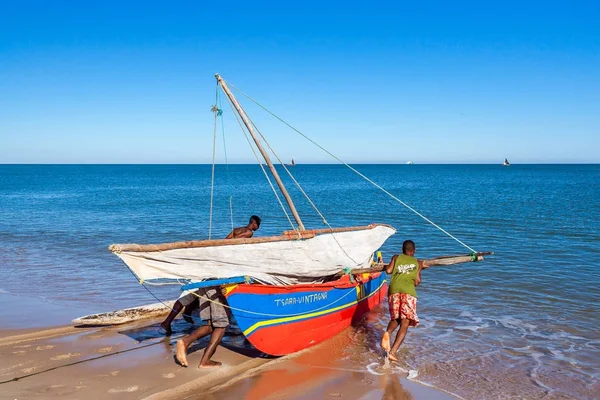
[216,92,235,234]
[225,80,477,253]
[221,87,297,231]
[208,84,219,240]
[243,113,358,264]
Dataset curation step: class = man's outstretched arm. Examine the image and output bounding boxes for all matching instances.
[385,255,398,274]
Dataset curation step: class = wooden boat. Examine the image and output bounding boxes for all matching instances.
[223,272,386,355]
[102,74,490,356]
[74,251,490,330]
[73,300,175,326]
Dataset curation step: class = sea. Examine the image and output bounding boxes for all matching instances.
[1,164,599,399]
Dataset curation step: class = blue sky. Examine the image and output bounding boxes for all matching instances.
[1,1,599,163]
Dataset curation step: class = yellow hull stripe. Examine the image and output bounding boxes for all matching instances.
[242,280,386,337]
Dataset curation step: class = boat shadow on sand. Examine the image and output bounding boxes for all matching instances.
[116,317,274,359]
[112,302,382,362]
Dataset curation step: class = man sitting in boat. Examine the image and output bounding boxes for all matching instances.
[160,215,262,334]
[381,240,431,361]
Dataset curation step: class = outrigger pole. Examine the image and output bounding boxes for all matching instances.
[216,73,306,231]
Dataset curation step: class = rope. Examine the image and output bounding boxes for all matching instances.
[208,85,219,240]
[226,80,476,253]
[0,335,182,385]
[124,262,178,313]
[217,91,235,233]
[244,114,358,264]
[246,116,326,224]
[220,87,296,231]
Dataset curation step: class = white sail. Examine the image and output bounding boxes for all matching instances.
[111,224,395,286]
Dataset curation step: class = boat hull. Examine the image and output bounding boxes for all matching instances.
[225,272,387,356]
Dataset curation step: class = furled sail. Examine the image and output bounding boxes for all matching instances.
[110,224,395,286]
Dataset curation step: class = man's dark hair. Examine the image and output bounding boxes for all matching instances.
[402,240,415,254]
[250,215,261,227]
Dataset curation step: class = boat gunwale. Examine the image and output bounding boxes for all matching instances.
[109,223,395,253]
[229,272,384,294]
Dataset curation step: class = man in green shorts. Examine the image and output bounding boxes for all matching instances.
[381,239,430,361]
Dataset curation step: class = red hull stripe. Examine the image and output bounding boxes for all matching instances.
[243,280,386,337]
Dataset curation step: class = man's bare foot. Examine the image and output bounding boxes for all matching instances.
[175,340,188,367]
[381,331,391,352]
[199,360,222,368]
[388,352,399,362]
[160,321,172,335]
[183,314,194,324]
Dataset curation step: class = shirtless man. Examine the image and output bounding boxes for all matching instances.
[225,215,261,239]
[160,215,261,334]
[173,215,261,368]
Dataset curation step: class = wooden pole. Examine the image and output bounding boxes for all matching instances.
[339,252,493,275]
[215,73,306,231]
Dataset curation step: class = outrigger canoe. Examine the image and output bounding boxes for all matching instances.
[93,73,490,357]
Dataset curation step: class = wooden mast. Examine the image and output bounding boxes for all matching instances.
[215,73,306,231]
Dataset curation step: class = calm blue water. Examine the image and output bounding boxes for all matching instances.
[1,164,599,399]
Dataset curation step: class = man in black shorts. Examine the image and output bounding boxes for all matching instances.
[160,215,261,334]
[172,215,261,368]
[174,287,230,368]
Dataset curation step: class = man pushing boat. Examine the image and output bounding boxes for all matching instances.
[160,215,261,334]
[174,287,230,368]
[160,215,261,368]
[381,239,431,362]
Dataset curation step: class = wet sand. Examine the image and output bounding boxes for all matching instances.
[203,331,457,400]
[0,313,455,400]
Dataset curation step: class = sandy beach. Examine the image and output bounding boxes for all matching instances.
[0,302,455,400]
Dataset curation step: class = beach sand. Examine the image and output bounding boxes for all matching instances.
[0,310,455,400]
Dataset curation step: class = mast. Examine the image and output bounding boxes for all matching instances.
[215,73,306,231]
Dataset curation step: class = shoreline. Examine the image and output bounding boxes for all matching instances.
[0,313,456,399]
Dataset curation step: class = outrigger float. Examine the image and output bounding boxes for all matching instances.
[75,74,491,356]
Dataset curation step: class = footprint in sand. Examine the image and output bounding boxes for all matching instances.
[12,350,27,355]
[109,370,120,376]
[329,393,343,398]
[98,347,112,353]
[108,385,139,393]
[36,345,54,351]
[21,366,36,373]
[162,372,176,379]
[13,345,31,348]
[51,353,81,361]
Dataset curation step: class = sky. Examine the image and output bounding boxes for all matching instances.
[1,1,599,164]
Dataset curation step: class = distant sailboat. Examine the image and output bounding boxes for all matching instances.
[503,158,510,167]
[407,161,414,165]
[286,157,296,166]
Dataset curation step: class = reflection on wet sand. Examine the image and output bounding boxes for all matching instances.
[202,324,452,400]
[381,374,414,400]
